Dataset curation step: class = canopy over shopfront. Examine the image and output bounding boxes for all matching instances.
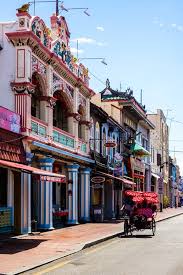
[0,159,65,182]
[131,143,150,157]
[96,171,136,186]
[151,173,160,180]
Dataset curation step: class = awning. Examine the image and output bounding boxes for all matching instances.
[131,143,150,156]
[151,173,160,180]
[0,159,65,183]
[97,171,136,186]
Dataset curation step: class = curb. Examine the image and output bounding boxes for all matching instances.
[156,212,183,223]
[6,212,183,275]
[83,231,122,249]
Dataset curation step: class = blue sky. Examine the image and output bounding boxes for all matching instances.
[2,0,183,172]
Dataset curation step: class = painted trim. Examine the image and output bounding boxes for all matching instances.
[32,141,95,164]
[80,168,92,174]
[17,49,25,79]
[66,164,80,170]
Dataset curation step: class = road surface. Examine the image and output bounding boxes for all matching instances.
[30,215,183,275]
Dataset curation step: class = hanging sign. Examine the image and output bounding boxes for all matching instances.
[91,176,105,183]
[104,141,116,148]
[158,177,164,194]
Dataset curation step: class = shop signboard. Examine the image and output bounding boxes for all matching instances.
[0,106,20,134]
[158,176,164,194]
[92,184,104,189]
[91,176,105,183]
[94,209,102,214]
[113,153,123,177]
[104,141,116,148]
[130,157,145,174]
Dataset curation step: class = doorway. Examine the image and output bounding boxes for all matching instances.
[14,171,21,234]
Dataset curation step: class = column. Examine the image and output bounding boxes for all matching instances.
[38,157,55,230]
[112,182,115,218]
[80,168,92,222]
[7,170,14,226]
[21,172,31,234]
[67,164,80,224]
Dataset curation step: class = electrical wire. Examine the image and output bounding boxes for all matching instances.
[88,70,106,86]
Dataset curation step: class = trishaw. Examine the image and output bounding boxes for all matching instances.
[122,190,158,237]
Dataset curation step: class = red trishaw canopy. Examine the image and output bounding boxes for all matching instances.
[125,190,159,204]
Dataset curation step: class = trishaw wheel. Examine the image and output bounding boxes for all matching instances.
[124,219,129,236]
[152,218,156,236]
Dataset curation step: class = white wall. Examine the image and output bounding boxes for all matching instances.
[0,22,17,111]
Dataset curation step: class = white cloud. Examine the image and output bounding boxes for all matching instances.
[70,48,84,54]
[159,23,164,28]
[71,37,108,47]
[171,23,177,28]
[96,42,108,47]
[96,26,104,32]
[152,18,159,24]
[71,37,96,44]
[177,25,183,32]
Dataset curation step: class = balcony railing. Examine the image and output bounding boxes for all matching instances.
[53,127,75,149]
[78,139,87,153]
[31,117,47,138]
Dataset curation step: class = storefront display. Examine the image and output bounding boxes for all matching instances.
[0,207,12,233]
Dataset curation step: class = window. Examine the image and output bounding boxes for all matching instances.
[53,100,68,132]
[31,94,41,118]
[102,127,106,156]
[90,119,94,150]
[95,122,100,153]
[31,73,42,119]
[78,104,86,140]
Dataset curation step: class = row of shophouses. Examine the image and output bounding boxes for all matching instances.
[0,10,181,235]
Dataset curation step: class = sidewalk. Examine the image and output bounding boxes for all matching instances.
[0,207,183,275]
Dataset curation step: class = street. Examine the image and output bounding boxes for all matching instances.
[29,215,183,275]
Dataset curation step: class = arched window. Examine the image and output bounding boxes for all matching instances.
[112,133,116,157]
[102,127,106,157]
[90,118,94,150]
[78,104,86,140]
[31,73,42,119]
[96,122,100,153]
[117,136,120,153]
[53,91,69,132]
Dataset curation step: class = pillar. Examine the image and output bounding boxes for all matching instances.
[7,170,14,226]
[112,182,115,218]
[21,172,31,234]
[80,168,91,222]
[38,157,55,230]
[67,164,80,224]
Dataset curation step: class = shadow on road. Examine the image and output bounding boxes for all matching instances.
[0,238,48,255]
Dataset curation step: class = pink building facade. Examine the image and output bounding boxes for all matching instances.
[0,10,94,234]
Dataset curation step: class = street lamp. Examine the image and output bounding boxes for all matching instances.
[29,0,90,16]
[79,58,107,66]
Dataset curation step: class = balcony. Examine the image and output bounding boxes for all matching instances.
[31,117,48,139]
[29,120,89,155]
[78,138,87,154]
[53,127,75,150]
